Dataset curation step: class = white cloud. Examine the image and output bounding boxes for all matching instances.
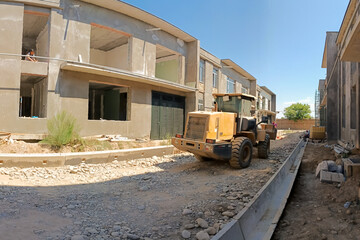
[277,96,314,119]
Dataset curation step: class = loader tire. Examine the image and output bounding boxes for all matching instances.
[194,154,212,162]
[258,134,270,159]
[229,137,253,169]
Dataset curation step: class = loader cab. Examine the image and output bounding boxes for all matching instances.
[213,93,255,117]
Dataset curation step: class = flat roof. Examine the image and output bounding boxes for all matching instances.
[336,0,356,45]
[80,0,196,42]
[260,86,275,96]
[221,59,256,81]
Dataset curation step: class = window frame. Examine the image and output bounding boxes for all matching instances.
[212,67,218,88]
[199,59,205,83]
[226,77,235,93]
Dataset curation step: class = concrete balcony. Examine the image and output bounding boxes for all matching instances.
[337,0,360,61]
[21,60,48,77]
[10,0,60,8]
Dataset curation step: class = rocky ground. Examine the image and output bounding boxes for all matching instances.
[0,132,301,240]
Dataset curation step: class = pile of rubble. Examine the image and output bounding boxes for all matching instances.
[315,143,360,184]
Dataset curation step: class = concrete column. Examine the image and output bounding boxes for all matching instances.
[0,2,24,132]
[218,71,227,93]
[235,81,242,93]
[250,80,257,96]
[271,95,276,112]
[129,37,156,77]
[178,55,185,85]
[185,40,199,86]
[325,32,340,143]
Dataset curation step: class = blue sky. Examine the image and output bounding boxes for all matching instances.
[122,0,348,117]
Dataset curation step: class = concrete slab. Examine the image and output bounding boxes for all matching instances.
[316,161,329,178]
[0,146,174,168]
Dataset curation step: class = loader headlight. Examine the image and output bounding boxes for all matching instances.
[205,144,213,151]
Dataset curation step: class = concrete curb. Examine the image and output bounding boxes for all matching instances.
[0,146,174,168]
[212,139,307,240]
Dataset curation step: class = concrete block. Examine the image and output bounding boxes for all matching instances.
[316,161,328,178]
[320,170,345,183]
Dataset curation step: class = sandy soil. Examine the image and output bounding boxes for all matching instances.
[273,142,360,240]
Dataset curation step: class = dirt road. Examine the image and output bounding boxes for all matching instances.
[273,143,360,240]
[0,133,301,240]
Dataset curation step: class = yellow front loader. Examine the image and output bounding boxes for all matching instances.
[172,93,270,169]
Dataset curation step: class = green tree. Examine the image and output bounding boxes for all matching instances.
[284,103,311,121]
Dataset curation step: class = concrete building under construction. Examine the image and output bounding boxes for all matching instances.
[0,0,276,139]
[320,0,360,148]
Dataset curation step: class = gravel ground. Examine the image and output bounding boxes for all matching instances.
[0,132,301,240]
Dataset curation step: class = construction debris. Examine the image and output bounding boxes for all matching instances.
[97,135,129,142]
[316,160,345,183]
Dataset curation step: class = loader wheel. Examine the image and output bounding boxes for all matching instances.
[194,154,213,162]
[258,134,270,159]
[229,137,253,169]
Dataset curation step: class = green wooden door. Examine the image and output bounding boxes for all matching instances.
[151,91,185,140]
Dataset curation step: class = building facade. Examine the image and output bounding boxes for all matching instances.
[321,0,360,148]
[256,86,277,123]
[0,0,276,139]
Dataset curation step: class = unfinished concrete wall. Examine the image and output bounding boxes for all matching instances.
[90,48,107,66]
[325,32,340,143]
[36,24,49,59]
[185,40,199,86]
[0,0,198,138]
[129,37,156,77]
[0,2,24,132]
[250,80,257,97]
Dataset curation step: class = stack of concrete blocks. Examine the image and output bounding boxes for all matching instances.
[343,158,360,178]
[316,160,344,183]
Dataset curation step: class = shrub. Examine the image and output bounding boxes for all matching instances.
[41,111,80,148]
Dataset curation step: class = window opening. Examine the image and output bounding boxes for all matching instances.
[226,77,235,93]
[90,24,130,70]
[19,75,47,118]
[88,82,128,121]
[199,59,205,83]
[22,8,50,61]
[155,45,180,83]
[213,68,218,88]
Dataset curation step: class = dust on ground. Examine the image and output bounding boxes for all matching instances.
[273,142,360,240]
[0,132,301,240]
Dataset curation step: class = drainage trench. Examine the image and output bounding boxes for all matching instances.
[212,139,306,240]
